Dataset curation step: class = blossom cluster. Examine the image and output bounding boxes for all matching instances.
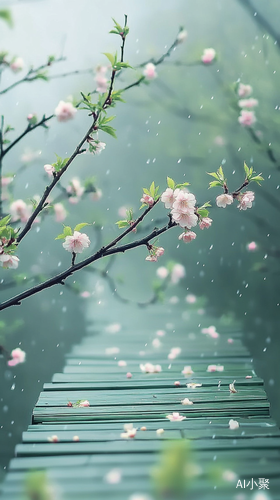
[237,82,258,127]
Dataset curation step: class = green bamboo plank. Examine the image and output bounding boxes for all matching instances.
[9,448,280,472]
[14,436,280,457]
[50,373,261,385]
[21,426,280,444]
[27,415,279,431]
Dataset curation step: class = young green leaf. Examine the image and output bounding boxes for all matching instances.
[74,223,90,232]
[103,52,115,66]
[167,177,175,190]
[99,125,117,138]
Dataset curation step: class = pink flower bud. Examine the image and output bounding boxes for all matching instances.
[143,63,157,80]
[7,347,26,366]
[140,194,154,206]
[238,110,256,127]
[179,231,196,243]
[54,100,77,122]
[246,241,258,252]
[44,164,55,177]
[199,217,212,230]
[201,48,216,64]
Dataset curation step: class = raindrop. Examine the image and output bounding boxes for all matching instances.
[263,347,267,352]
[211,96,214,100]
[59,292,63,295]
[177,158,181,164]
[146,159,150,164]
[213,456,217,461]
[106,170,110,175]
[62,306,67,313]
[209,245,213,250]
[168,364,171,369]
[269,379,274,386]
[36,227,40,233]
[237,147,241,152]
[11,384,15,391]
[25,183,29,189]
[158,121,161,125]
[254,11,257,16]
[264,254,268,259]
[152,158,156,163]
[221,159,226,165]
[57,262,62,267]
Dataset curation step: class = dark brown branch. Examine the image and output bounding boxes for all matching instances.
[0,210,175,311]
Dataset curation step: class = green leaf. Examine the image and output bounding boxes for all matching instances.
[175,182,190,189]
[197,208,209,218]
[35,71,49,81]
[209,180,222,188]
[116,220,129,228]
[217,166,224,180]
[143,188,150,195]
[207,172,220,180]
[0,9,13,28]
[0,215,11,227]
[109,30,120,35]
[244,162,250,177]
[55,233,66,240]
[167,177,175,190]
[63,226,72,237]
[99,125,117,138]
[112,18,123,32]
[149,181,155,197]
[74,223,90,232]
[100,115,116,125]
[250,175,264,185]
[103,52,115,66]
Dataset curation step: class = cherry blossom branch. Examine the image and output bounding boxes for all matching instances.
[0,56,66,96]
[0,115,4,216]
[0,206,174,311]
[1,114,53,160]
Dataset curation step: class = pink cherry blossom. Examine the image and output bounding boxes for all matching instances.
[155,247,164,257]
[121,423,137,438]
[201,325,219,338]
[246,241,258,252]
[53,203,67,222]
[143,63,157,80]
[207,364,224,372]
[222,470,237,482]
[174,381,181,387]
[156,330,165,337]
[166,412,186,421]
[178,231,196,243]
[44,164,55,177]
[10,199,31,222]
[177,29,188,43]
[118,206,128,218]
[238,98,259,108]
[80,291,91,298]
[238,110,256,127]
[172,211,198,229]
[238,83,253,98]
[156,266,169,279]
[237,191,254,210]
[88,139,106,155]
[216,193,233,208]
[140,194,154,206]
[126,372,132,379]
[66,178,85,203]
[182,365,194,376]
[118,360,127,367]
[172,191,196,213]
[199,217,212,229]
[229,419,239,430]
[10,57,24,72]
[8,347,26,366]
[73,435,80,441]
[1,176,13,187]
[181,398,193,405]
[161,188,179,209]
[140,362,162,373]
[228,338,234,344]
[201,48,216,64]
[55,100,77,122]
[78,400,90,407]
[0,254,19,270]
[48,435,59,443]
[186,294,196,304]
[171,263,186,284]
[95,65,108,93]
[62,231,90,253]
[146,254,158,262]
[156,428,165,435]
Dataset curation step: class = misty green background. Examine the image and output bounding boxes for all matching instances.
[0,0,280,485]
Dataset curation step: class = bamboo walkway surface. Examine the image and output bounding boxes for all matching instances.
[1,298,280,499]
